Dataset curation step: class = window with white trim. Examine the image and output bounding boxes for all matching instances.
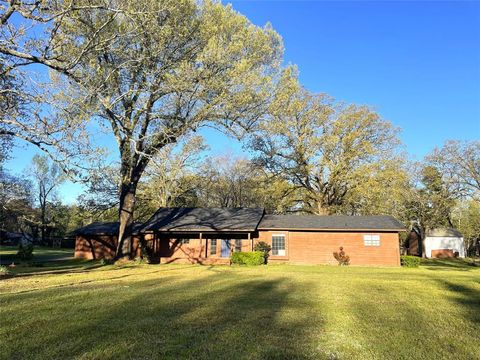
[272,235,286,256]
[364,234,380,246]
[210,239,217,255]
[235,239,242,252]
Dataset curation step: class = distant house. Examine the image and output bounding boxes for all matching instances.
[408,227,465,258]
[74,208,405,266]
[0,229,32,246]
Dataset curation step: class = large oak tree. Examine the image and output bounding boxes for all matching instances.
[1,0,283,257]
[426,140,480,200]
[251,69,401,215]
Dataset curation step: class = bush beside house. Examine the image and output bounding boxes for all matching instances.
[231,251,264,265]
[253,241,272,264]
[400,255,420,268]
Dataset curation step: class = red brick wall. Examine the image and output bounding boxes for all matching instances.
[74,234,153,260]
[76,231,401,266]
[256,230,400,266]
[75,235,117,260]
[158,238,251,264]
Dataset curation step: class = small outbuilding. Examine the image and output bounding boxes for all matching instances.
[408,227,465,258]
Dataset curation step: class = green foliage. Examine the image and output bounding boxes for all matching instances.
[254,241,272,264]
[1,0,285,259]
[99,258,114,266]
[405,164,456,257]
[452,200,480,257]
[333,246,350,266]
[134,257,147,265]
[231,251,264,266]
[0,265,11,276]
[251,69,401,215]
[17,244,34,261]
[426,140,480,199]
[400,255,421,268]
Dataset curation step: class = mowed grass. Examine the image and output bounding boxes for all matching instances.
[0,250,479,359]
[0,246,98,274]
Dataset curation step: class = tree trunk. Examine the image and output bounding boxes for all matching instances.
[316,201,329,215]
[40,205,46,246]
[116,181,138,259]
[419,226,427,258]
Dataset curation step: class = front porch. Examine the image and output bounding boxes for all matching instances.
[152,232,257,265]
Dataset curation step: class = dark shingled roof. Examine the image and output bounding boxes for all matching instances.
[141,207,264,232]
[258,215,405,231]
[74,210,405,236]
[73,222,143,236]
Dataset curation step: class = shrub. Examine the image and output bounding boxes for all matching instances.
[17,244,34,261]
[253,241,272,264]
[401,255,421,268]
[333,247,350,266]
[231,251,264,266]
[139,242,160,264]
[100,258,114,266]
[134,257,151,265]
[468,259,479,267]
[0,265,11,276]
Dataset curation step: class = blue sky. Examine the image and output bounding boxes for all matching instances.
[6,0,480,203]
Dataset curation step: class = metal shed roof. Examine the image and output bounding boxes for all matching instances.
[426,228,463,238]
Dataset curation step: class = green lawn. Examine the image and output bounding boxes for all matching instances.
[0,246,99,274]
[0,248,479,359]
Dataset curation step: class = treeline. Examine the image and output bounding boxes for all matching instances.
[138,138,480,256]
[0,1,478,257]
[0,151,100,245]
[3,136,479,255]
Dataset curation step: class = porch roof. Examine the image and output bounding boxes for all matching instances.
[140,207,264,233]
[73,222,143,236]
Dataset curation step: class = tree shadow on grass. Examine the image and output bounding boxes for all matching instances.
[1,265,199,296]
[421,258,478,271]
[0,247,74,266]
[435,279,480,325]
[8,260,105,276]
[2,271,325,360]
[347,283,480,359]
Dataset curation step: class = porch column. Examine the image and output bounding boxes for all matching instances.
[199,232,203,258]
[249,232,252,251]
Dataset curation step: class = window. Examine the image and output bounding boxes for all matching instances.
[235,239,242,252]
[364,234,380,246]
[210,239,217,255]
[272,235,286,256]
[179,238,190,245]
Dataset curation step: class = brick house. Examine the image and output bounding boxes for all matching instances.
[74,207,405,266]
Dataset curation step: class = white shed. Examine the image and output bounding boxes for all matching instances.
[424,228,465,258]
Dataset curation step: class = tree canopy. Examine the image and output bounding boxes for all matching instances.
[1,0,284,257]
[251,69,401,215]
[1,1,478,258]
